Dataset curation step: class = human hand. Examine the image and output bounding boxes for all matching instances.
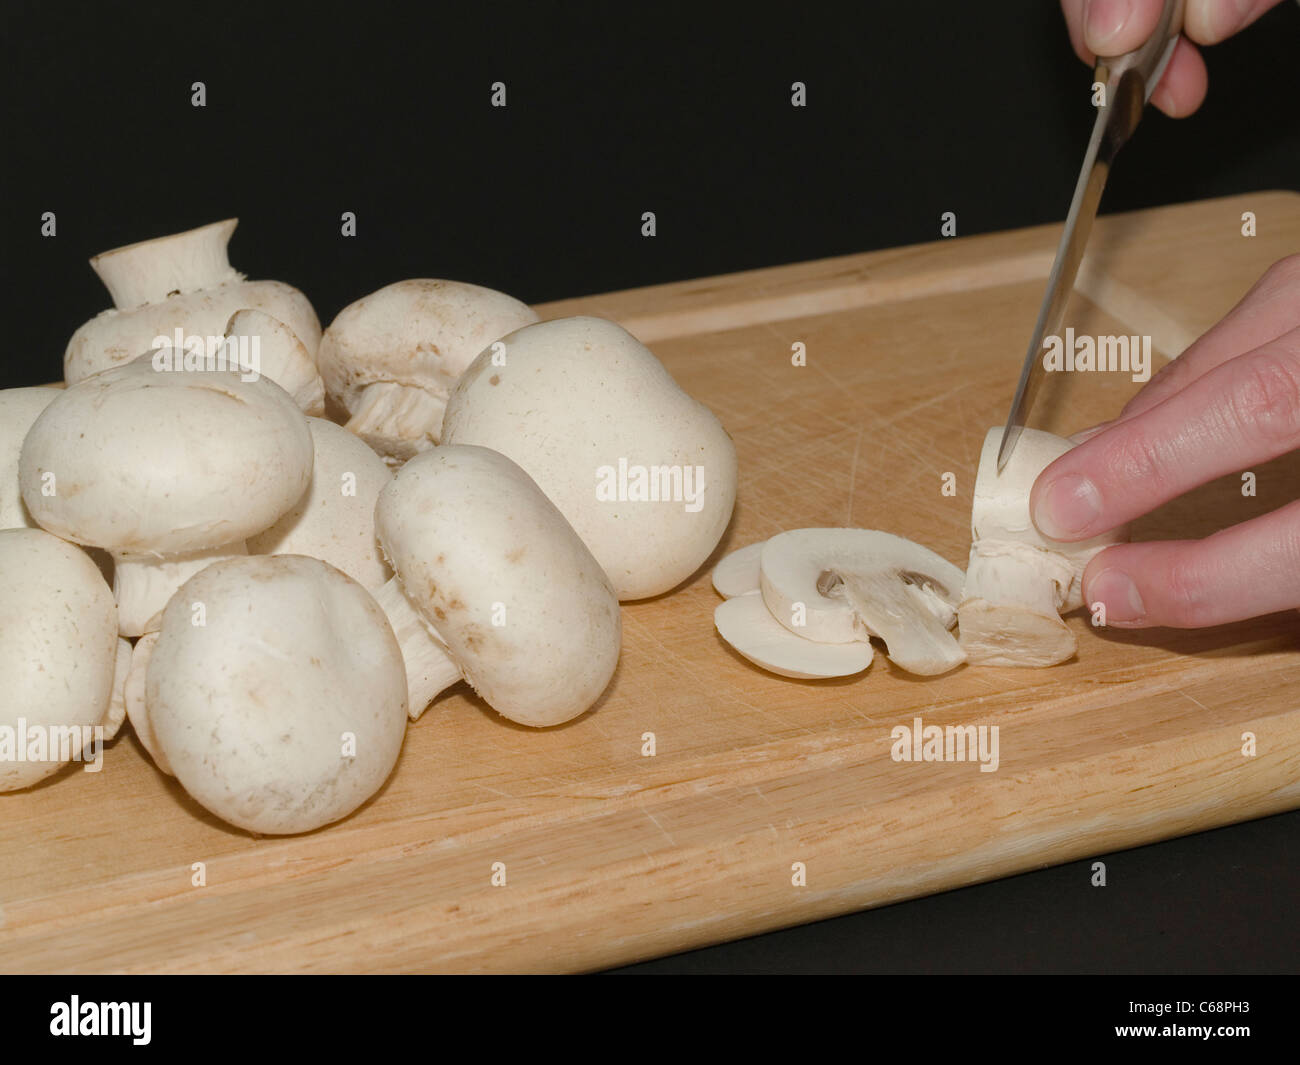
[1029,254,1300,628]
[1059,0,1284,116]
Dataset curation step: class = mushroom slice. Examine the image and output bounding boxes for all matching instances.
[760,529,966,676]
[958,427,1130,667]
[711,541,764,598]
[715,593,873,679]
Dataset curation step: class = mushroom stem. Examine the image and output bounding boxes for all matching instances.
[957,542,1077,667]
[372,576,464,719]
[344,382,447,463]
[836,572,966,676]
[113,543,248,639]
[91,219,243,311]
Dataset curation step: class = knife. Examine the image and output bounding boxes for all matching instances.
[996,0,1186,472]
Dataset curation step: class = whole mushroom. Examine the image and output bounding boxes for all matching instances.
[64,219,321,385]
[0,529,124,791]
[138,555,408,834]
[19,354,314,636]
[0,387,59,530]
[315,280,538,462]
[442,315,738,600]
[371,444,622,727]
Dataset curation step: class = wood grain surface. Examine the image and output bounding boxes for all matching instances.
[2,190,1297,973]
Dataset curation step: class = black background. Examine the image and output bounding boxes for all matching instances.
[3,0,1298,973]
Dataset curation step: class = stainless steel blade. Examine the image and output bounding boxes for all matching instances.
[996,0,1184,472]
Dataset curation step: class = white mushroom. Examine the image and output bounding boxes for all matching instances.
[372,444,622,727]
[246,418,393,591]
[759,529,966,676]
[442,316,738,600]
[64,219,321,384]
[123,631,169,775]
[315,280,539,462]
[19,354,313,636]
[223,309,325,415]
[144,555,408,834]
[711,540,765,598]
[0,529,120,791]
[715,592,874,679]
[0,387,59,530]
[958,427,1130,666]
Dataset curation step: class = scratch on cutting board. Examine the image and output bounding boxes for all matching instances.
[846,425,866,525]
[1180,690,1210,712]
[642,808,677,847]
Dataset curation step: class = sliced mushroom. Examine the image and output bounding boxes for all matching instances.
[715,592,874,679]
[316,280,539,462]
[65,219,321,384]
[760,529,966,676]
[957,427,1130,666]
[711,540,764,598]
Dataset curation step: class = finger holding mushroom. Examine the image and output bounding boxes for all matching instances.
[141,555,408,834]
[65,219,321,384]
[19,353,314,636]
[315,280,539,462]
[442,315,738,600]
[371,444,622,727]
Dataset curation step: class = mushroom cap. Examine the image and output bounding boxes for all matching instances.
[224,309,325,416]
[0,528,119,791]
[246,418,393,591]
[715,592,873,679]
[375,444,621,728]
[972,426,1128,611]
[0,387,59,530]
[20,354,314,555]
[147,555,408,834]
[316,279,539,441]
[442,315,738,600]
[65,281,321,384]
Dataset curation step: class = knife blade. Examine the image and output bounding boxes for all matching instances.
[996,0,1185,472]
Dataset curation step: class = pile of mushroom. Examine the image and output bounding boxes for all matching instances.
[712,426,1130,678]
[0,218,739,836]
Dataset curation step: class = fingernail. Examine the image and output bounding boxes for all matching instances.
[1034,473,1102,539]
[1085,0,1135,51]
[1088,567,1146,623]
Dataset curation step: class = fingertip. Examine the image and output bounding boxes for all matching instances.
[1150,39,1209,117]
[1083,0,1165,56]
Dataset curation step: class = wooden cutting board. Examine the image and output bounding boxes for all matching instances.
[2,191,1298,974]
